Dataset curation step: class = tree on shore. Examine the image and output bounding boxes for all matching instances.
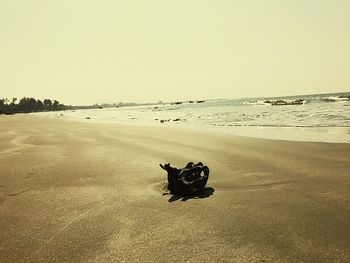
[0,96,101,115]
[43,99,52,109]
[0,97,66,115]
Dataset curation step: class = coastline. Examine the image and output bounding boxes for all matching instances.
[1,115,350,262]
[34,108,350,143]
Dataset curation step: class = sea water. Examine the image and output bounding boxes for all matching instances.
[37,92,350,143]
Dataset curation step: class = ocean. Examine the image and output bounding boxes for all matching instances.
[37,92,350,143]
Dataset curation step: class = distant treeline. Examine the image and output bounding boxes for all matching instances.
[0,97,98,115]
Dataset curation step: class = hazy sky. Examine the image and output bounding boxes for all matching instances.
[1,0,349,105]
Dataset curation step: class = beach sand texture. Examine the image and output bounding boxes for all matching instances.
[0,115,349,263]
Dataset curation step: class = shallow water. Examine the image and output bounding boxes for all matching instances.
[36,92,350,143]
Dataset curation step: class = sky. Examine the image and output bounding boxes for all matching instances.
[0,0,349,105]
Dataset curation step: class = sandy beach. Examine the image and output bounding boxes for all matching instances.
[0,115,349,263]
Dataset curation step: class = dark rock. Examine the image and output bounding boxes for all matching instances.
[289,99,305,105]
[322,98,336,102]
[160,119,170,123]
[339,95,350,100]
[160,162,210,196]
[270,99,305,106]
[271,100,287,106]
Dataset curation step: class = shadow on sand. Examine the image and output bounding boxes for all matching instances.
[166,187,215,202]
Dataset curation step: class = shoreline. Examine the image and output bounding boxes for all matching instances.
[1,115,350,262]
[33,110,350,144]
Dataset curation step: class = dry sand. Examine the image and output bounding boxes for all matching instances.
[0,115,349,263]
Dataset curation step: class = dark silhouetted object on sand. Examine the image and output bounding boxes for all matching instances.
[159,162,209,196]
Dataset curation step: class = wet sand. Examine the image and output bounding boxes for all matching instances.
[0,115,349,262]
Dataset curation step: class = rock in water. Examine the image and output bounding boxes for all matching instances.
[159,162,210,196]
